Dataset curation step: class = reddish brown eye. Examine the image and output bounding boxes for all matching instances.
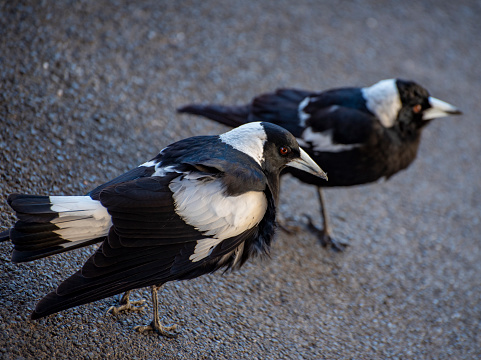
[279,146,290,156]
[413,104,422,113]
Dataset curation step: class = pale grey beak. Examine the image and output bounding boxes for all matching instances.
[287,148,328,181]
[423,97,462,120]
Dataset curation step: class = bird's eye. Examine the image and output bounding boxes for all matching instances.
[413,104,422,113]
[279,146,291,156]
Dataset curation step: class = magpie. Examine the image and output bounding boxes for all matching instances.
[178,79,462,250]
[1,122,327,337]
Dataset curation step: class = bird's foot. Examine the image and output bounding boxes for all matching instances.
[304,215,349,252]
[278,222,302,234]
[107,299,147,315]
[134,319,181,338]
[277,217,303,234]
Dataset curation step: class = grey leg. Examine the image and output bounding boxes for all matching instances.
[306,187,348,251]
[134,285,181,338]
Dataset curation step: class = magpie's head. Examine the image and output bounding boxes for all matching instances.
[220,122,327,180]
[363,79,462,131]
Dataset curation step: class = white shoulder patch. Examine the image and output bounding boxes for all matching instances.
[362,79,401,128]
[219,122,267,166]
[298,97,312,127]
[300,127,361,153]
[152,164,181,177]
[138,160,157,167]
[139,159,182,177]
[169,174,267,262]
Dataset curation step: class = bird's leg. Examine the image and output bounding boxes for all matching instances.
[306,187,348,251]
[107,290,147,315]
[134,285,180,338]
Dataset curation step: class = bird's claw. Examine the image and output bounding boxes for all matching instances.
[304,214,349,252]
[277,219,303,234]
[318,233,348,252]
[107,299,147,315]
[134,321,180,338]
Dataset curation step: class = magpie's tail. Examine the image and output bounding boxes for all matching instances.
[177,103,251,128]
[6,194,111,263]
[0,230,10,242]
[178,88,313,137]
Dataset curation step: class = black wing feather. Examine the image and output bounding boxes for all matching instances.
[88,165,156,200]
[32,165,270,319]
[307,106,375,146]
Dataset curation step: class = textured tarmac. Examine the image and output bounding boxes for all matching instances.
[1,1,480,359]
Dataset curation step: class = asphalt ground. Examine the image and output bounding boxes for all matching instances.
[1,1,480,359]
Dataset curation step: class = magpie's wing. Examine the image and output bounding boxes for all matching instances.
[302,105,375,148]
[88,164,156,199]
[177,88,313,134]
[250,89,315,136]
[32,165,268,319]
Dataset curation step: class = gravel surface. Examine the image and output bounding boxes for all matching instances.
[1,0,480,359]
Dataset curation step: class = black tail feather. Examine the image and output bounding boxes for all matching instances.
[5,194,110,263]
[177,104,251,128]
[178,88,313,137]
[11,237,104,263]
[0,230,10,242]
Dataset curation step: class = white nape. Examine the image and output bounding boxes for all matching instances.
[219,122,267,166]
[170,172,267,262]
[362,79,401,128]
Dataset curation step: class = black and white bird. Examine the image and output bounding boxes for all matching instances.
[1,122,327,337]
[178,79,462,250]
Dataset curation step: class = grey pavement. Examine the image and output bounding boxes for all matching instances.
[1,1,480,359]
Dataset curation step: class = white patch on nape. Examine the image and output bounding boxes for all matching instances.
[219,122,267,166]
[298,97,312,127]
[362,79,401,128]
[301,127,361,153]
[49,196,112,241]
[170,174,267,262]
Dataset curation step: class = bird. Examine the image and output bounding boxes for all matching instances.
[177,79,462,250]
[1,122,327,337]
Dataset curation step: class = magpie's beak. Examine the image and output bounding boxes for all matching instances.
[423,97,462,120]
[287,148,328,181]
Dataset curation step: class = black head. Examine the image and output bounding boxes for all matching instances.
[363,79,462,137]
[219,122,327,180]
[396,79,462,134]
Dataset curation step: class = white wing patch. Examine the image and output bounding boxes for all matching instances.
[362,79,401,128]
[170,173,267,262]
[219,122,267,166]
[300,127,361,153]
[152,164,181,177]
[138,160,157,167]
[49,196,112,241]
[298,97,312,127]
[138,159,182,178]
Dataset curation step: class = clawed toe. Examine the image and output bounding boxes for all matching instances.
[304,214,349,251]
[134,321,180,338]
[107,299,147,315]
[319,233,348,252]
